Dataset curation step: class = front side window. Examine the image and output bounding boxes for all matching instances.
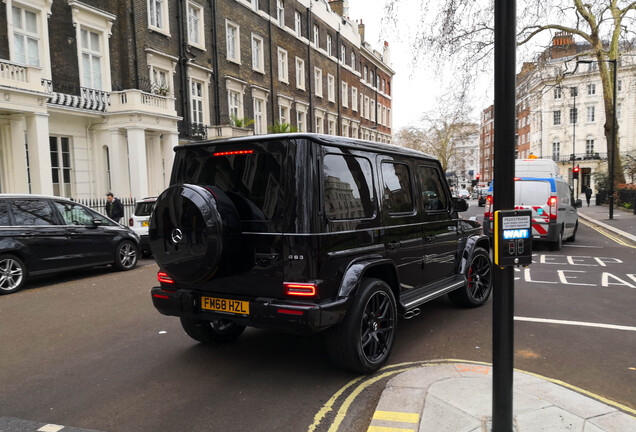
[418,166,448,211]
[54,202,95,226]
[187,2,204,48]
[226,21,240,62]
[191,80,204,124]
[50,137,72,197]
[10,200,56,226]
[80,28,102,89]
[323,154,375,220]
[381,162,414,214]
[12,6,40,66]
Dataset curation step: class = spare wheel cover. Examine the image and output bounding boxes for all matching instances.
[150,184,236,283]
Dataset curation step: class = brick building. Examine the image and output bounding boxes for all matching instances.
[0,0,393,199]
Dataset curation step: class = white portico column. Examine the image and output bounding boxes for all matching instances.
[108,129,130,197]
[2,116,29,193]
[25,113,53,195]
[126,127,149,199]
[162,132,178,189]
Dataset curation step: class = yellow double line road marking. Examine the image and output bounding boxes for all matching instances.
[579,219,636,248]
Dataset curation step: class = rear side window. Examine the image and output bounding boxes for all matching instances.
[10,200,57,225]
[172,141,289,226]
[515,181,551,206]
[135,201,155,216]
[323,154,375,220]
[0,201,9,225]
[418,166,448,211]
[381,162,414,214]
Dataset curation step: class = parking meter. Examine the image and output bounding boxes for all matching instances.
[493,209,532,267]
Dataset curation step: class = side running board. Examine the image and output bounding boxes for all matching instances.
[401,276,466,311]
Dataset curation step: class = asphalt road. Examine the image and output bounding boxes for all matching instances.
[1,200,634,431]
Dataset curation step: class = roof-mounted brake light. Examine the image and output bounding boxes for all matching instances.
[213,150,254,157]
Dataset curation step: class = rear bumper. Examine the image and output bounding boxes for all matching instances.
[150,287,350,335]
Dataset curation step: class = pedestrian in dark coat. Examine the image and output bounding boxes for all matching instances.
[584,185,593,207]
[106,192,124,222]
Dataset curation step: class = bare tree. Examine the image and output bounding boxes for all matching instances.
[384,0,636,183]
[394,96,477,172]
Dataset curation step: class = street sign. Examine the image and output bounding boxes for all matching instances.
[494,209,533,267]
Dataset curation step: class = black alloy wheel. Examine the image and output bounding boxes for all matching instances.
[0,254,26,295]
[449,247,492,307]
[114,240,138,271]
[326,278,397,373]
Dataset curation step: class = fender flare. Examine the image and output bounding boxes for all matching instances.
[458,234,491,275]
[337,256,399,298]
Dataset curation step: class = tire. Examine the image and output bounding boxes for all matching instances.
[552,226,564,251]
[0,254,27,295]
[180,317,246,344]
[566,222,578,243]
[449,247,492,308]
[326,278,397,374]
[114,240,138,271]
[150,184,241,283]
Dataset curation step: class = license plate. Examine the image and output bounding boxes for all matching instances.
[142,221,149,227]
[201,296,249,315]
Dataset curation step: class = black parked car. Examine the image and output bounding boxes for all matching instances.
[0,195,140,295]
[150,134,492,373]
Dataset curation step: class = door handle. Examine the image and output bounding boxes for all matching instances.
[386,241,400,251]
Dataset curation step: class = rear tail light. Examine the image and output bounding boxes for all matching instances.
[284,282,317,297]
[484,195,493,220]
[548,196,558,221]
[157,271,174,284]
[129,217,133,227]
[277,308,304,316]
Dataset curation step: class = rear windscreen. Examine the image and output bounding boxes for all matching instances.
[135,202,155,216]
[515,181,551,206]
[171,141,290,226]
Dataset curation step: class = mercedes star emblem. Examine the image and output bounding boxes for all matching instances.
[171,228,183,244]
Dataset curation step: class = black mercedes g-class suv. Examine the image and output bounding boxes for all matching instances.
[150,134,491,373]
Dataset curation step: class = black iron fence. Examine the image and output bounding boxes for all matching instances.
[75,197,138,225]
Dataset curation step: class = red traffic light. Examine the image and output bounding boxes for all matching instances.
[476,173,480,180]
[573,166,580,173]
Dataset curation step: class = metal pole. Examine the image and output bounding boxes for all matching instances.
[493,0,516,430]
[572,89,576,191]
[609,59,616,220]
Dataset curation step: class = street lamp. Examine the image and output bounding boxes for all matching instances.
[570,86,577,193]
[577,58,617,219]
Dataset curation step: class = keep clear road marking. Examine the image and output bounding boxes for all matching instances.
[515,316,636,332]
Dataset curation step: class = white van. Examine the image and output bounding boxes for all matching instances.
[515,158,562,178]
[483,176,582,251]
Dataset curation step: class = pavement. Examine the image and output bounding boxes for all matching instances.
[368,202,636,432]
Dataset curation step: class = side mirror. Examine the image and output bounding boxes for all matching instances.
[453,197,469,212]
[92,218,104,227]
[575,199,583,208]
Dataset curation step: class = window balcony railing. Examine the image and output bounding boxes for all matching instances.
[42,79,110,112]
[550,152,607,163]
[109,89,177,117]
[0,59,46,93]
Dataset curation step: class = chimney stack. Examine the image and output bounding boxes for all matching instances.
[550,31,576,59]
[382,41,391,64]
[358,19,365,42]
[329,0,345,17]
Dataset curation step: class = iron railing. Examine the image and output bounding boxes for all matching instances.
[74,196,138,225]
